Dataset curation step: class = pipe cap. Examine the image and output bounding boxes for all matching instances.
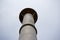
[19,8,38,23]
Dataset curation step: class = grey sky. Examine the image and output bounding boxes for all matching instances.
[0,0,60,40]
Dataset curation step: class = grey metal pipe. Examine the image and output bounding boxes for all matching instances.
[19,14,37,40]
[19,8,38,40]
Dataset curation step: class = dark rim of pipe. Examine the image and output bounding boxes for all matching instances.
[19,8,38,23]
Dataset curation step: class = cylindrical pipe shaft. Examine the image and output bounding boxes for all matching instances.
[19,14,37,40]
[22,13,34,25]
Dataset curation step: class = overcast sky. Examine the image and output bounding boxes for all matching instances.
[0,0,60,40]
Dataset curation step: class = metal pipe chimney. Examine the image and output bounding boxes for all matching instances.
[19,8,38,40]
